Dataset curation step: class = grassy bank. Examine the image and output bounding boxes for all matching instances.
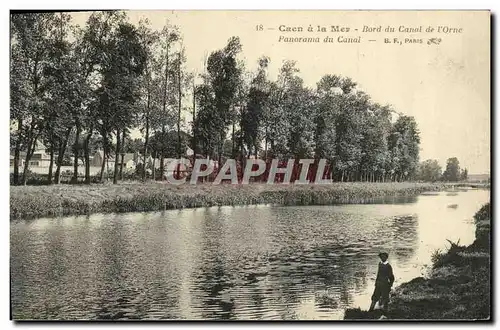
[10,182,447,220]
[344,202,491,320]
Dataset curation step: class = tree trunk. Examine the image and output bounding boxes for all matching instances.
[54,149,63,184]
[120,153,125,180]
[176,63,182,180]
[143,64,152,182]
[13,118,22,185]
[113,129,121,184]
[47,147,55,184]
[264,133,268,160]
[54,128,71,184]
[99,126,108,182]
[21,133,38,186]
[159,39,169,182]
[72,122,81,183]
[159,126,165,181]
[192,81,197,156]
[84,128,92,184]
[143,123,149,181]
[106,158,110,180]
[152,155,156,180]
[13,144,20,185]
[177,58,182,160]
[99,149,106,182]
[119,133,125,181]
[218,132,224,174]
[231,121,236,159]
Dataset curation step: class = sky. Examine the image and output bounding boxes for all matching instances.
[70,10,490,174]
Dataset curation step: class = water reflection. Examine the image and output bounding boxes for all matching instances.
[10,189,489,320]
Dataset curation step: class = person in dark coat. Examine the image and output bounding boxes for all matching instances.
[369,252,395,312]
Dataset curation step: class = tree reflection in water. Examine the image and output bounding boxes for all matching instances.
[10,189,489,320]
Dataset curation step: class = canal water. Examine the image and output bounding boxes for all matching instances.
[10,188,489,320]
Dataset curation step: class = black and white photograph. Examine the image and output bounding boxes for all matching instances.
[9,9,491,321]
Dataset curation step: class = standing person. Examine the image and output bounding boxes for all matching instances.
[369,252,395,313]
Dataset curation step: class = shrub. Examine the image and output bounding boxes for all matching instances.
[474,203,490,222]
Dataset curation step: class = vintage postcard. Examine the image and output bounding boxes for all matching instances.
[10,10,490,321]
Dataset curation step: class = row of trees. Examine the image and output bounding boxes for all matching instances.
[10,11,421,185]
[11,12,188,185]
[193,36,421,183]
[416,157,468,182]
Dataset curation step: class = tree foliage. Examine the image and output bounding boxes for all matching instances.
[443,157,461,182]
[417,159,442,182]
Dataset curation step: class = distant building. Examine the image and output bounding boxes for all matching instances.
[116,153,136,170]
[9,154,25,167]
[28,142,51,167]
[91,150,117,168]
[137,155,156,168]
[91,150,105,167]
[9,142,51,168]
[68,156,84,166]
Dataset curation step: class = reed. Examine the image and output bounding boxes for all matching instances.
[10,182,447,220]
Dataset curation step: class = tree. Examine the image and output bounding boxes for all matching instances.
[155,24,180,180]
[123,137,144,154]
[443,157,461,182]
[314,74,339,164]
[194,82,217,158]
[41,12,80,184]
[205,36,243,165]
[388,115,420,181]
[282,67,316,160]
[10,23,30,185]
[332,81,363,182]
[136,19,158,181]
[73,11,128,184]
[172,45,191,178]
[11,13,425,186]
[461,168,469,181]
[242,56,269,158]
[359,103,391,182]
[417,159,442,182]
[96,19,147,184]
[264,61,297,158]
[150,131,191,159]
[11,12,59,185]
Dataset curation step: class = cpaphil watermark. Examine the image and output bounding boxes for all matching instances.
[165,158,333,185]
